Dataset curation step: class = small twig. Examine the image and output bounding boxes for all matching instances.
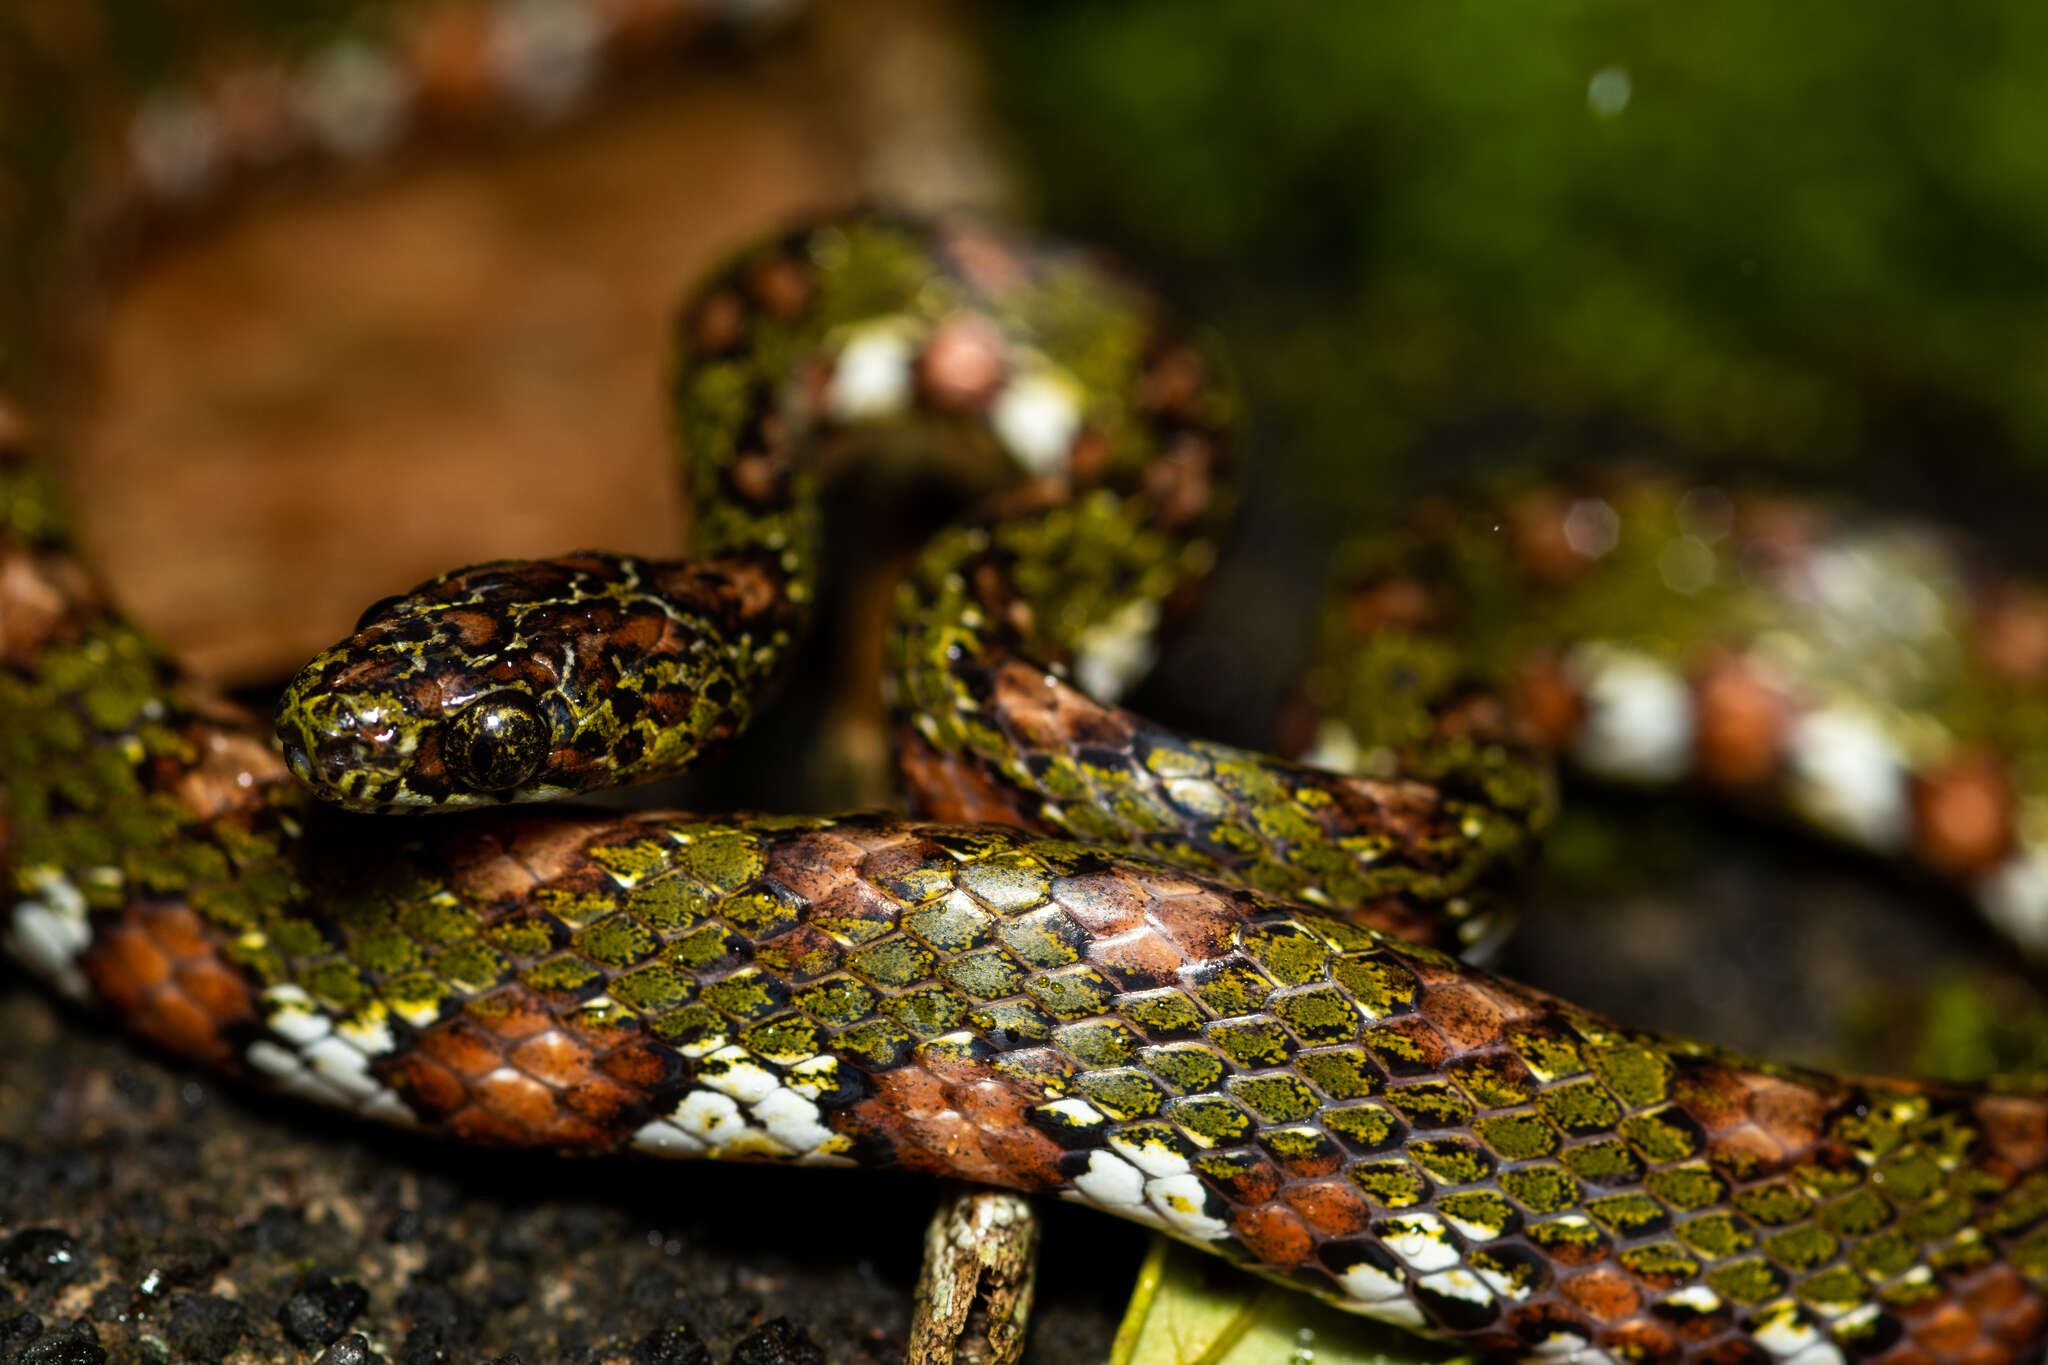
[903,1185,1041,1365]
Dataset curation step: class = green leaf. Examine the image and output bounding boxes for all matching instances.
[1108,1236,1470,1365]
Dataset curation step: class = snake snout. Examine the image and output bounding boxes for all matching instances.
[274,685,420,807]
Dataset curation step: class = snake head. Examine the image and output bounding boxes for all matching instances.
[276,552,759,812]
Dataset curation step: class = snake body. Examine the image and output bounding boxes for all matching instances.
[1293,474,2048,957]
[6,13,2048,1365]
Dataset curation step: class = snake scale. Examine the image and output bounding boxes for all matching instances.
[10,9,2048,1365]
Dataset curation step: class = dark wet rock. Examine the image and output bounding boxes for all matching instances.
[727,1319,824,1365]
[394,1281,479,1348]
[243,1205,308,1257]
[312,1333,379,1365]
[17,1323,106,1365]
[277,1278,369,1348]
[625,1269,682,1317]
[0,1312,44,1357]
[85,1286,130,1324]
[398,1322,459,1365]
[143,1236,228,1289]
[0,1233,83,1289]
[418,1240,474,1283]
[164,1293,248,1365]
[631,1322,713,1365]
[553,1206,613,1253]
[383,1209,428,1244]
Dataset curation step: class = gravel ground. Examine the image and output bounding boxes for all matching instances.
[0,980,1133,1365]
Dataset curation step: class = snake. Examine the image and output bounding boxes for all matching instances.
[9,12,2048,1365]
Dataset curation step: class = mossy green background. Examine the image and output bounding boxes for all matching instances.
[990,3,2048,543]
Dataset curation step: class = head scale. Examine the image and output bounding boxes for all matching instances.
[276,553,741,812]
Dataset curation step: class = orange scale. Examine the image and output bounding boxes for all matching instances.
[389,1054,468,1116]
[1692,653,1790,790]
[417,1019,514,1079]
[560,1012,645,1054]
[501,818,605,886]
[1150,894,1240,964]
[1202,1151,1284,1207]
[444,1103,537,1148]
[1601,1316,1682,1365]
[473,1066,566,1129]
[1960,1345,2015,1365]
[1693,1333,1775,1365]
[1993,1293,2048,1349]
[1559,1268,1644,1324]
[1741,1077,1831,1150]
[137,987,233,1065]
[945,1078,1032,1132]
[1914,1305,1984,1359]
[979,682,1066,756]
[765,834,868,902]
[974,1123,1066,1191]
[1262,1136,1345,1182]
[1279,1179,1373,1236]
[593,1037,679,1090]
[1975,1097,2048,1172]
[508,1029,595,1084]
[463,985,558,1042]
[1976,588,2048,683]
[558,1075,639,1123]
[1912,753,2016,878]
[917,314,1009,413]
[1515,651,1585,750]
[174,957,252,1022]
[895,739,1035,825]
[875,1063,952,1122]
[1415,981,1512,1051]
[1229,1202,1315,1269]
[146,903,220,961]
[446,854,539,909]
[87,922,171,1002]
[1085,928,1183,990]
[1962,1266,2029,1318]
[1051,870,1152,937]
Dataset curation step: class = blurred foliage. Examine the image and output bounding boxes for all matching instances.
[989,2,2048,537]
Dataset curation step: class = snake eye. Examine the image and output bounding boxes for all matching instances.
[353,594,409,634]
[445,691,549,793]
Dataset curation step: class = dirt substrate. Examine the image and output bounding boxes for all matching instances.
[0,981,1133,1365]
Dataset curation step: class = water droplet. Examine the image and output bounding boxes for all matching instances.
[1588,66,1633,117]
